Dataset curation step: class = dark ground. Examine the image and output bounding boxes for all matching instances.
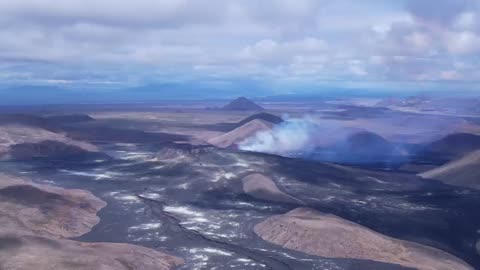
[1,103,479,269]
[1,140,479,269]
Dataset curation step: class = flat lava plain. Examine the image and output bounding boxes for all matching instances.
[1,98,480,270]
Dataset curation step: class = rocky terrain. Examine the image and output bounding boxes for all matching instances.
[242,173,303,204]
[0,236,183,270]
[0,174,105,238]
[0,113,190,160]
[0,103,479,270]
[209,119,274,148]
[235,112,284,127]
[0,117,101,161]
[0,174,182,270]
[208,105,282,148]
[255,208,472,270]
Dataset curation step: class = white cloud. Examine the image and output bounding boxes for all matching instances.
[445,31,480,54]
[239,38,328,64]
[0,0,226,28]
[455,12,477,29]
[404,32,431,51]
[0,0,479,89]
[440,70,462,80]
[349,65,368,77]
[364,0,480,82]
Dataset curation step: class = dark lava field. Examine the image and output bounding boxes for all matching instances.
[1,139,479,270]
[1,101,480,270]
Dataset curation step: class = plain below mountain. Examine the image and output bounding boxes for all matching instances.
[0,113,95,130]
[0,114,59,132]
[0,112,183,145]
[44,114,95,124]
[8,140,106,161]
[255,207,472,270]
[65,125,189,144]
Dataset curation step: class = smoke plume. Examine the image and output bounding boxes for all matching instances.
[239,117,319,154]
[238,112,459,167]
[238,115,411,167]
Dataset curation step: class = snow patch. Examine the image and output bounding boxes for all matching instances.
[202,247,234,256]
[60,169,116,180]
[164,205,205,217]
[129,223,162,231]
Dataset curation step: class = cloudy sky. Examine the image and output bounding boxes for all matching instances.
[0,0,479,95]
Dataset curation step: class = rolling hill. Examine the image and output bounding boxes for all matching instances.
[419,149,480,190]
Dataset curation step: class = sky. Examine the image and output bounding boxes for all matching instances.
[0,0,479,99]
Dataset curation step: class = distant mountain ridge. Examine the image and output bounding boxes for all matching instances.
[421,133,480,161]
[235,112,283,127]
[307,131,407,166]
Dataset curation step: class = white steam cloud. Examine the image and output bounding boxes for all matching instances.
[239,117,318,154]
[238,112,461,167]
